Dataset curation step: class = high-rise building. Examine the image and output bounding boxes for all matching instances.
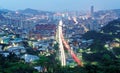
[91,6,94,16]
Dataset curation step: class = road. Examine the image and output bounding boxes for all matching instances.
[57,20,83,66]
[58,20,66,66]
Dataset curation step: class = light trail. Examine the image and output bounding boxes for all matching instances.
[57,20,83,66]
[61,32,83,66]
[73,17,78,24]
[81,24,89,32]
[58,20,66,66]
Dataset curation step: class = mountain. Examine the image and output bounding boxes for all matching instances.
[18,8,54,15]
[0,10,5,19]
[94,9,120,19]
[0,9,13,14]
[101,18,120,38]
[81,19,120,66]
[83,18,120,42]
[18,8,40,14]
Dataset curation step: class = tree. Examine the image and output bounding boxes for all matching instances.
[0,53,37,73]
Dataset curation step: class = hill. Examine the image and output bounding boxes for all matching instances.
[82,18,120,64]
[83,18,120,42]
[18,8,54,15]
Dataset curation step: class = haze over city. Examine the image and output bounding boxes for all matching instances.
[0,0,120,11]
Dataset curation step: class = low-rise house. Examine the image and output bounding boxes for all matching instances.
[110,41,120,48]
[0,51,10,57]
[34,41,49,50]
[7,46,26,55]
[0,36,10,44]
[10,38,23,47]
[21,54,39,63]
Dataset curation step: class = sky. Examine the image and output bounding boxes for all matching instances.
[0,0,120,11]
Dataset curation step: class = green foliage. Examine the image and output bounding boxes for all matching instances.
[102,54,111,61]
[88,41,106,53]
[101,19,120,38]
[113,47,120,56]
[1,52,120,73]
[0,53,37,73]
[83,31,114,43]
[83,19,120,43]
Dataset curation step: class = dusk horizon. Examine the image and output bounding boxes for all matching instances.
[0,0,120,11]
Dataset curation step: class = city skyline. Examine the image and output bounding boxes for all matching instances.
[0,0,120,11]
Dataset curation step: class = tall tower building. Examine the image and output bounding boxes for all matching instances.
[91,6,94,16]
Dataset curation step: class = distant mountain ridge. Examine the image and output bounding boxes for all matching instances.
[0,8,120,16]
[101,18,120,38]
[17,8,54,15]
[18,8,40,14]
[94,9,120,18]
[82,18,120,42]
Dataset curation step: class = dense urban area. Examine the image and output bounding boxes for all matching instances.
[0,6,120,73]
